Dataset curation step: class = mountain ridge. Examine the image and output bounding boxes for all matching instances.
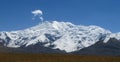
[0,21,120,53]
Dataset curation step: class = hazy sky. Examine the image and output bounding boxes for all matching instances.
[0,0,120,32]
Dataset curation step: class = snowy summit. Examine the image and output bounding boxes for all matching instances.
[0,21,120,52]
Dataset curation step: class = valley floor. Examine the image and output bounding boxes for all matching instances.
[0,53,120,62]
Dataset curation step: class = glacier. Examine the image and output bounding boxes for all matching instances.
[0,21,120,52]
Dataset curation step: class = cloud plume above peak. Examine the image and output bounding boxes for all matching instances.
[32,10,42,16]
[31,9,44,22]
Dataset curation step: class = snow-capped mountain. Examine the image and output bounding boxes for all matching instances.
[0,21,120,52]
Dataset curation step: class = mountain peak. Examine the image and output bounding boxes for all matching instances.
[0,21,120,52]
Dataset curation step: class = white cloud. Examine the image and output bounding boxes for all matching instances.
[31,9,44,22]
[32,9,42,16]
[40,17,44,22]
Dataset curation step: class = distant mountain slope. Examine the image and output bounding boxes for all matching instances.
[0,21,120,54]
[0,43,66,53]
[73,38,120,56]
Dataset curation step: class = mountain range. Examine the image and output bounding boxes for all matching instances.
[0,21,120,56]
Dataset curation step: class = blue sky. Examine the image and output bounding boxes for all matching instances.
[0,0,120,32]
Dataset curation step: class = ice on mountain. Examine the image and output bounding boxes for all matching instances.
[0,21,120,52]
